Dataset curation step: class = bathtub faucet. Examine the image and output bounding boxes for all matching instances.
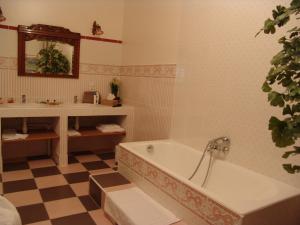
[146,144,154,153]
[207,136,230,154]
[188,136,230,185]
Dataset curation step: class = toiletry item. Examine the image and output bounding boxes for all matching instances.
[96,92,100,104]
[93,94,97,104]
[107,93,115,100]
[21,94,26,103]
[74,96,78,104]
[22,118,28,134]
[83,91,97,103]
[40,99,61,105]
[74,116,80,131]
[101,99,119,106]
[7,98,14,103]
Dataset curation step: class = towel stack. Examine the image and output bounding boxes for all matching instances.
[96,124,125,133]
[68,129,81,136]
[2,129,28,141]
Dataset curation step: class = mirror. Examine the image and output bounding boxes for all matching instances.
[18,24,80,78]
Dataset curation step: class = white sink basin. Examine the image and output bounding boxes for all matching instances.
[64,103,100,107]
[0,103,50,108]
[0,103,107,109]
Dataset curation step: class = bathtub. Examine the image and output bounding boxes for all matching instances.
[116,140,300,225]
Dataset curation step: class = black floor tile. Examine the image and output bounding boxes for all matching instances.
[32,166,61,178]
[79,195,99,211]
[63,171,90,184]
[68,155,79,164]
[17,203,49,224]
[51,213,96,225]
[97,152,115,160]
[3,161,29,172]
[82,161,110,171]
[3,179,37,194]
[27,155,51,161]
[39,185,76,202]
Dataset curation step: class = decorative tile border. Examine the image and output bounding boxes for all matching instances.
[80,63,120,76]
[0,57,121,76]
[0,57,176,78]
[117,146,242,225]
[0,57,17,70]
[120,64,176,78]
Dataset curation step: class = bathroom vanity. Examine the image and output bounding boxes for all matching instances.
[0,103,134,173]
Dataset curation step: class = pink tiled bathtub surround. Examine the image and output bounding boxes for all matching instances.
[116,140,300,225]
[116,145,241,225]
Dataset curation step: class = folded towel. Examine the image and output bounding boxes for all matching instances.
[104,187,180,225]
[96,124,125,133]
[68,129,81,136]
[2,131,28,141]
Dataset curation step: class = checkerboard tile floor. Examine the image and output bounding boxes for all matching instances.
[2,152,117,225]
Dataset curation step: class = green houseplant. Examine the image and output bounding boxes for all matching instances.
[257,0,300,173]
[37,42,70,74]
[110,78,120,98]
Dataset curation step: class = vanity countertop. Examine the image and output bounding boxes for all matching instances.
[0,103,134,117]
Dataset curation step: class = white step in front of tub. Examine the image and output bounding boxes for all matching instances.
[104,187,181,225]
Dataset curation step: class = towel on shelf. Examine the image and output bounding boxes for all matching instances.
[104,187,180,225]
[96,124,125,133]
[2,129,28,141]
[68,129,81,136]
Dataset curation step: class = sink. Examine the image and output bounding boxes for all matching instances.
[0,103,50,108]
[64,103,104,107]
[0,103,107,109]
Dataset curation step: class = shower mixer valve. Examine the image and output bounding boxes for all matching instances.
[207,136,230,154]
[188,136,231,183]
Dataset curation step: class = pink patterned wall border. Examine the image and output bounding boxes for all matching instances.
[0,57,120,76]
[117,146,242,225]
[120,64,176,78]
[0,57,17,70]
[80,63,120,76]
[0,57,177,78]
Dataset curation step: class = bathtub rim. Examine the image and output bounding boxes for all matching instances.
[118,139,300,216]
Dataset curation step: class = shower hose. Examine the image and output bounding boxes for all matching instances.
[188,143,214,187]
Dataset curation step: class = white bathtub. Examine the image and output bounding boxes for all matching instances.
[117,139,300,225]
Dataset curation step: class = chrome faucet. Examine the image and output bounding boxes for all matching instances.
[188,136,231,184]
[207,136,230,154]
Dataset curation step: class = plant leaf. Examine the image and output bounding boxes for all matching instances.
[282,147,300,158]
[264,18,276,34]
[262,82,272,92]
[283,164,300,173]
[291,0,300,8]
[269,117,295,147]
[283,105,293,115]
[268,92,285,107]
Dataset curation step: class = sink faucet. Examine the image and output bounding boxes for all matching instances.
[21,94,26,103]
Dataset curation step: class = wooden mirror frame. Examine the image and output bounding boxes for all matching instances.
[18,24,80,79]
